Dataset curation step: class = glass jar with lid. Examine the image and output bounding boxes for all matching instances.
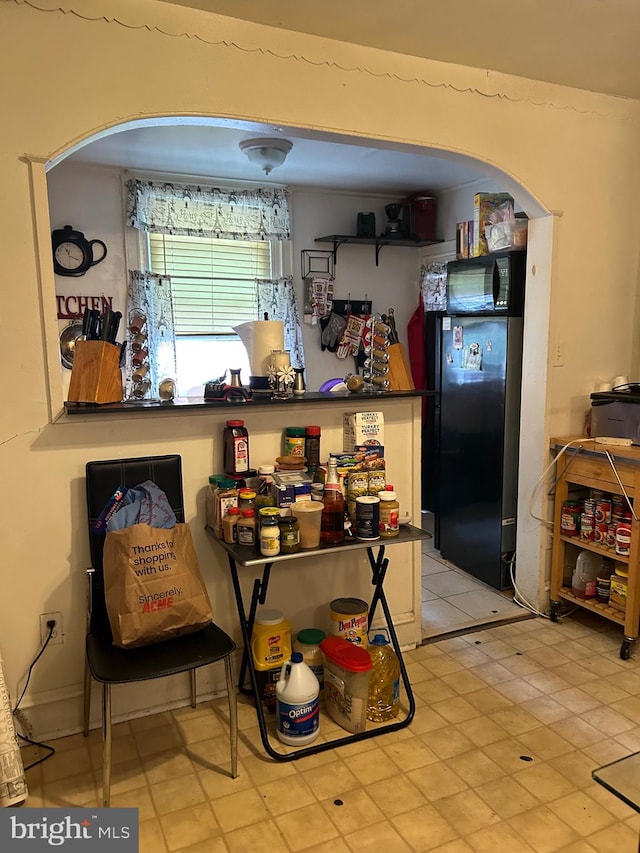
[279,516,300,553]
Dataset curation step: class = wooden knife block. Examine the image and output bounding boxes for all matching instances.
[386,342,415,391]
[67,340,123,404]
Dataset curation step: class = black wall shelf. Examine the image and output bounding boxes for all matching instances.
[315,234,444,266]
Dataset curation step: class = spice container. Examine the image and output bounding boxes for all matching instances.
[209,477,238,538]
[223,506,240,544]
[304,426,321,470]
[237,508,256,547]
[224,419,250,476]
[284,426,306,457]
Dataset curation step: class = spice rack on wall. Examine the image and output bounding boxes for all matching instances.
[549,437,640,659]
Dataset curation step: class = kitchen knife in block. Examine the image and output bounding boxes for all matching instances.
[67,340,123,404]
[386,342,415,391]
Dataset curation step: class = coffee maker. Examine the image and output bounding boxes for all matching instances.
[384,203,409,237]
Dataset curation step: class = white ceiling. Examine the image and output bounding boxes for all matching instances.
[65,1,640,195]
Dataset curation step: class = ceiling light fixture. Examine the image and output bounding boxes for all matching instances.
[239,137,293,175]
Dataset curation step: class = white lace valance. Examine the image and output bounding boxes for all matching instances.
[126,179,291,240]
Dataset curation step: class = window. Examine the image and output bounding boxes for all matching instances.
[148,233,277,395]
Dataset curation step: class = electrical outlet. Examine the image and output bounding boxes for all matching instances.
[40,612,63,645]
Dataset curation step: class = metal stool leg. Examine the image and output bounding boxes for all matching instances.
[190,669,197,708]
[224,655,238,779]
[102,684,112,808]
[82,658,92,737]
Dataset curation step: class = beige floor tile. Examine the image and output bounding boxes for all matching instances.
[209,786,270,833]
[174,711,226,744]
[603,669,640,694]
[320,788,385,834]
[409,704,449,735]
[381,735,439,771]
[392,802,459,851]
[304,840,351,853]
[526,671,573,694]
[516,727,575,760]
[525,646,571,668]
[39,770,99,808]
[433,788,501,835]
[139,816,168,853]
[174,838,229,853]
[197,761,252,800]
[614,726,640,752]
[159,802,221,852]
[447,646,493,668]
[41,745,94,783]
[367,774,428,818]
[440,670,489,695]
[241,751,299,785]
[299,759,360,800]
[580,704,637,735]
[130,711,175,733]
[482,737,541,773]
[347,820,414,851]
[275,802,340,851]
[428,841,474,853]
[547,750,597,789]
[498,654,545,677]
[581,678,631,705]
[549,717,607,749]
[583,739,632,766]
[407,761,468,802]
[552,842,597,852]
[521,695,574,725]
[474,775,539,819]
[514,761,577,801]
[149,773,206,816]
[488,707,542,736]
[586,820,640,852]
[473,640,516,660]
[446,749,505,787]
[465,821,536,852]
[508,805,580,852]
[423,654,467,677]
[258,773,317,816]
[103,757,148,797]
[468,661,514,685]
[548,790,617,837]
[461,687,513,715]
[90,733,141,768]
[610,696,640,725]
[142,748,195,784]
[422,725,475,760]
[454,716,507,748]
[346,744,402,784]
[431,696,483,724]
[224,819,290,853]
[549,662,599,687]
[493,679,543,704]
[110,784,156,821]
[414,678,457,703]
[134,724,184,757]
[553,687,603,714]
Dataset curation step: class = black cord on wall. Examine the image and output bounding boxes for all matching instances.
[12,624,56,770]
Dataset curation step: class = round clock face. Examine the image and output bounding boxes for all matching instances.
[54,240,87,271]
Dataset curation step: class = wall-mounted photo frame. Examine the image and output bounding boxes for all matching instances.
[301,248,335,281]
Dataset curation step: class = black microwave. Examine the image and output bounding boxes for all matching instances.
[446,250,526,316]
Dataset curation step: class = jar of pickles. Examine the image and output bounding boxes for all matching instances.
[279,516,300,553]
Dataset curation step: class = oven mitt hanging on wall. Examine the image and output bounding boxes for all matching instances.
[320,311,346,352]
[336,314,366,359]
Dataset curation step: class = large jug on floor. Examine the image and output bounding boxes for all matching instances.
[275,653,320,746]
[571,550,601,599]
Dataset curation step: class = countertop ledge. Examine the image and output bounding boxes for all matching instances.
[63,389,434,417]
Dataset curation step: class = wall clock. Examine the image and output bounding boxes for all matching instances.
[52,224,107,276]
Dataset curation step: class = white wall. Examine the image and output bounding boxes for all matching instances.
[3,0,640,738]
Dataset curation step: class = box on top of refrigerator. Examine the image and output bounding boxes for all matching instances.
[472,192,514,257]
[343,411,384,450]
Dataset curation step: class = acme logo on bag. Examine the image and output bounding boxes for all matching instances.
[139,586,183,612]
[0,808,138,851]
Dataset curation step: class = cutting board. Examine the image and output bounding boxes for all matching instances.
[386,343,415,391]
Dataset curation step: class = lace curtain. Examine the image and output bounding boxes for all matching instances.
[256,277,305,369]
[126,179,290,240]
[126,271,177,400]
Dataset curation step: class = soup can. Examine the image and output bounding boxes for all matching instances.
[330,597,368,647]
[355,495,380,540]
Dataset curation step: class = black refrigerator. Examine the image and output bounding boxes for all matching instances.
[425,251,526,590]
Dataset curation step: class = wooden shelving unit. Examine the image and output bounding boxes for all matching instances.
[549,437,640,659]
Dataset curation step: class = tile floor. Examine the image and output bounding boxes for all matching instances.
[420,513,528,640]
[20,610,640,852]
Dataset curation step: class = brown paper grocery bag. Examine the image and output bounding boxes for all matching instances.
[103,523,213,648]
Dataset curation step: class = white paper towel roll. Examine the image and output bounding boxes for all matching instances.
[0,647,27,806]
[234,321,284,375]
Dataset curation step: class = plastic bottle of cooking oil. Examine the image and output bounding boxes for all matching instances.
[366,633,400,722]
